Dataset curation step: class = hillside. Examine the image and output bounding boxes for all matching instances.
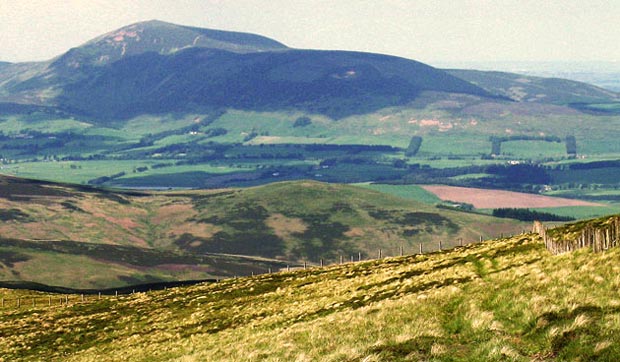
[446,69,620,105]
[57,48,495,120]
[0,175,525,289]
[2,216,620,360]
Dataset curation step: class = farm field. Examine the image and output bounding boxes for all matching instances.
[421,185,602,208]
[3,215,620,361]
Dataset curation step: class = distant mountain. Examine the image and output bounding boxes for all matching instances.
[2,20,617,121]
[57,48,495,119]
[0,20,496,119]
[0,20,288,108]
[446,69,620,105]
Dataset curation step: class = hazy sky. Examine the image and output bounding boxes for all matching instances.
[2,0,620,65]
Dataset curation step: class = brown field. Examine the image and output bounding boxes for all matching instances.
[421,185,602,209]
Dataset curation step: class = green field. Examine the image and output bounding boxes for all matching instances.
[357,183,442,204]
[2,103,620,197]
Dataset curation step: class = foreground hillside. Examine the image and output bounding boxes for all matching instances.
[2,221,620,361]
[0,175,524,288]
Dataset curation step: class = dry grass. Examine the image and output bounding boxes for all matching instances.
[2,233,620,361]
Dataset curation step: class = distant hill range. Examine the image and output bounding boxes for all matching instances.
[5,20,617,121]
[445,69,620,105]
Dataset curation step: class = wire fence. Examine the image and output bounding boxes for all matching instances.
[0,233,519,311]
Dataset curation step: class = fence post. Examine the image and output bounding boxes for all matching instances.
[81,294,84,303]
[479,235,482,243]
[419,243,423,254]
[32,298,35,308]
[350,255,354,263]
[340,255,343,265]
[17,298,20,308]
[286,265,290,272]
[320,259,324,267]
[459,238,463,247]
[115,291,118,297]
[378,249,382,259]
[65,295,68,306]
[268,267,272,274]
[303,261,307,270]
[399,245,404,256]
[98,292,101,300]
[438,240,442,251]
[358,252,362,261]
[49,295,52,307]
[1,298,4,308]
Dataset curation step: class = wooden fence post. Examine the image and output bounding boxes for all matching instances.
[419,243,423,254]
[438,240,442,251]
[378,249,382,259]
[358,252,362,261]
[399,245,404,256]
[17,298,20,308]
[49,296,52,307]
[320,259,324,267]
[303,261,307,270]
[339,255,343,265]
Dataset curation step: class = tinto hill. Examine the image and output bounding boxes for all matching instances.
[2,217,620,360]
[0,20,495,120]
[0,175,525,289]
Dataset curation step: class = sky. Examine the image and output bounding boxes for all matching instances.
[2,0,620,66]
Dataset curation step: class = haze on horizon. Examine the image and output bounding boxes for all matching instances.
[2,0,620,68]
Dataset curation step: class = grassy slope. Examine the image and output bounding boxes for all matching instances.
[2,222,620,361]
[0,176,526,288]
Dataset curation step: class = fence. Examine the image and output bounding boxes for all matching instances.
[534,217,620,255]
[1,233,514,311]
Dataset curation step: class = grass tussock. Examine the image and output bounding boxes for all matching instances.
[2,232,620,361]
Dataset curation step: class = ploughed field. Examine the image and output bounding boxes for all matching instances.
[422,185,602,209]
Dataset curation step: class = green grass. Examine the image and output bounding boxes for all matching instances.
[500,140,566,160]
[531,205,620,220]
[0,116,92,134]
[3,228,620,361]
[357,183,442,204]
